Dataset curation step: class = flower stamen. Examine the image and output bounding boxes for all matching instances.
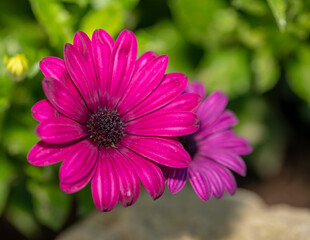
[87,109,124,148]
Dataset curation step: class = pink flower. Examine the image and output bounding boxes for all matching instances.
[28,30,201,211]
[162,82,252,201]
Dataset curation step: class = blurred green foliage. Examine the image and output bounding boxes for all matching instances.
[1,0,310,238]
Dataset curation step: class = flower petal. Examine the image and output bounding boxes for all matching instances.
[108,30,137,109]
[125,111,199,137]
[158,93,201,113]
[198,148,247,176]
[185,81,206,99]
[91,148,120,212]
[73,31,97,82]
[42,76,90,123]
[118,146,164,200]
[122,72,188,121]
[27,140,72,166]
[31,100,59,122]
[117,55,168,115]
[120,135,190,168]
[91,29,114,106]
[196,110,238,140]
[36,115,88,144]
[196,91,228,128]
[166,167,188,194]
[40,57,81,99]
[64,43,99,112]
[134,51,157,75]
[188,164,211,201]
[199,129,253,155]
[60,166,96,194]
[59,139,98,185]
[108,148,140,207]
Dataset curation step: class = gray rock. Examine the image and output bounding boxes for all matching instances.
[57,187,310,240]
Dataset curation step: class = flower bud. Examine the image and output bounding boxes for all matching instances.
[3,54,29,82]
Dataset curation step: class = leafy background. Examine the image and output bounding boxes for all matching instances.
[1,0,310,239]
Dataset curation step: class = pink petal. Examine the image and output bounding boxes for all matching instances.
[36,115,88,144]
[27,140,72,166]
[198,148,247,176]
[108,30,137,109]
[60,166,96,194]
[118,145,164,200]
[196,91,228,128]
[73,31,96,79]
[42,76,90,123]
[196,110,238,140]
[40,57,81,99]
[122,72,188,121]
[200,129,253,155]
[31,100,59,122]
[166,167,188,194]
[125,111,199,137]
[158,93,201,113]
[194,158,237,198]
[59,139,98,184]
[185,81,206,99]
[117,55,168,115]
[120,135,190,168]
[91,148,120,212]
[91,29,114,106]
[64,43,100,112]
[188,164,211,201]
[108,148,140,207]
[134,51,158,75]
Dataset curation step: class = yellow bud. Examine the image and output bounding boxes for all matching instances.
[3,53,29,82]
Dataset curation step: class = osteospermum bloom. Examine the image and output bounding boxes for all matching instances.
[28,30,201,211]
[162,82,252,201]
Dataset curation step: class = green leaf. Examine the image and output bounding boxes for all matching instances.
[197,48,251,98]
[169,0,226,47]
[0,156,15,215]
[232,0,268,16]
[4,126,38,156]
[287,45,310,104]
[91,0,139,10]
[29,0,74,51]
[267,0,287,31]
[136,21,194,75]
[252,48,280,93]
[28,181,71,230]
[80,3,123,38]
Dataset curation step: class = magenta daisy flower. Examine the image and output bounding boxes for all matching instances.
[162,82,252,201]
[27,30,201,211]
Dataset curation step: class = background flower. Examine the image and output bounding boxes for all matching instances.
[163,82,252,200]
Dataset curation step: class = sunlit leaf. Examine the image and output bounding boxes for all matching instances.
[252,48,280,93]
[287,45,310,104]
[267,0,287,31]
[232,0,268,16]
[197,48,251,98]
[28,181,71,230]
[136,21,194,75]
[29,0,74,51]
[91,0,139,10]
[169,0,225,46]
[80,4,123,38]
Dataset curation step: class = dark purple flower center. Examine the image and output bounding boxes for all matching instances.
[178,134,198,158]
[87,109,124,148]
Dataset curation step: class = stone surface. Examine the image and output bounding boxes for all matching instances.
[57,187,310,240]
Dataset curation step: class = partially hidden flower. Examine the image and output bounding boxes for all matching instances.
[27,29,201,211]
[162,81,252,201]
[3,53,28,82]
